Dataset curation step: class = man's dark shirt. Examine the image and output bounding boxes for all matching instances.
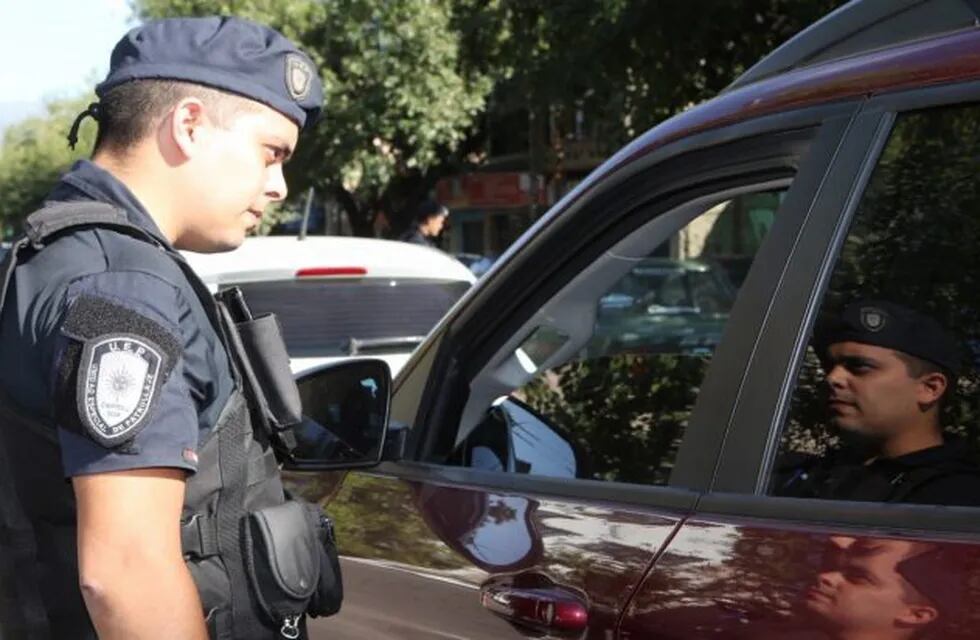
[398,226,437,248]
[775,439,980,506]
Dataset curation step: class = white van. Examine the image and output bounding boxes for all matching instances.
[182,236,474,375]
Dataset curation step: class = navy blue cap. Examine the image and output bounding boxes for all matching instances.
[96,16,323,129]
[896,547,965,619]
[815,300,963,374]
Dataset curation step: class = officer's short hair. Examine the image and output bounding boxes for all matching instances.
[894,351,951,382]
[94,80,262,152]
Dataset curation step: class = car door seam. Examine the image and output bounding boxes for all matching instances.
[612,511,692,639]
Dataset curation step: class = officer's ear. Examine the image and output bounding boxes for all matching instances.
[916,371,948,407]
[166,97,211,160]
[895,602,938,628]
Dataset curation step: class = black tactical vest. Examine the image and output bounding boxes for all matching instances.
[0,203,338,639]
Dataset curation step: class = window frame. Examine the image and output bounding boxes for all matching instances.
[380,105,860,507]
[706,80,980,534]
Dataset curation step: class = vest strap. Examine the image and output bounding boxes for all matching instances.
[23,202,131,249]
[181,514,220,559]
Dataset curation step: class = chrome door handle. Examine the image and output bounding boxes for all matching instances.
[479,583,588,634]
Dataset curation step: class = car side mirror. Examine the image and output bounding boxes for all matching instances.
[284,359,391,471]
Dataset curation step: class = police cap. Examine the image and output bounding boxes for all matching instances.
[814,299,962,374]
[97,16,323,129]
[896,546,965,620]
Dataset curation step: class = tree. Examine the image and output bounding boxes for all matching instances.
[0,1,849,238]
[0,97,95,238]
[452,0,846,195]
[135,0,493,236]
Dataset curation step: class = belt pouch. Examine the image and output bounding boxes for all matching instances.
[243,501,319,638]
[307,506,343,618]
[235,313,302,429]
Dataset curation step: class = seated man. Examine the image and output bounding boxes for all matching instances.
[776,300,980,506]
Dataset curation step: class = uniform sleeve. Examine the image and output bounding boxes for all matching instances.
[51,270,199,477]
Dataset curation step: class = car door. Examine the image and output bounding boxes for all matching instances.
[284,105,854,640]
[619,83,980,639]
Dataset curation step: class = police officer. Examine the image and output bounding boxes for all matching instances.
[398,199,449,248]
[0,16,329,639]
[777,300,980,506]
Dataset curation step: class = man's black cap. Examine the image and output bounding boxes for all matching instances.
[96,16,323,129]
[814,300,963,374]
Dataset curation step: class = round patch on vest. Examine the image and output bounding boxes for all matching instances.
[77,335,163,447]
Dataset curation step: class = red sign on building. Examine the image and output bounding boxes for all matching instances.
[436,172,545,209]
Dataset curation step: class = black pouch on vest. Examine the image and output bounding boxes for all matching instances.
[243,500,344,636]
[215,287,302,431]
[235,312,303,428]
[243,501,317,637]
[307,504,343,618]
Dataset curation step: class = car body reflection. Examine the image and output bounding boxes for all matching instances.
[621,518,980,639]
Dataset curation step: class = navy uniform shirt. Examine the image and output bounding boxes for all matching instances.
[398,226,438,248]
[775,440,980,507]
[0,159,234,477]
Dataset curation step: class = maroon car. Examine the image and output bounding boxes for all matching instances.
[288,2,980,638]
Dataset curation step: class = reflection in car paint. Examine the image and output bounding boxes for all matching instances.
[621,518,980,639]
[295,472,681,639]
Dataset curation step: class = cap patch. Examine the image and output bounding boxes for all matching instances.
[78,335,164,448]
[285,53,313,101]
[860,307,887,332]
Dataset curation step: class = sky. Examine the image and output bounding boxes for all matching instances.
[0,0,134,134]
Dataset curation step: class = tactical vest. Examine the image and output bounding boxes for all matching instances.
[0,202,340,639]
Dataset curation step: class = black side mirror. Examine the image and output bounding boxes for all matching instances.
[284,359,392,471]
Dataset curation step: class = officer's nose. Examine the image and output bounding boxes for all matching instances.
[265,164,288,203]
[817,569,842,589]
[825,363,848,389]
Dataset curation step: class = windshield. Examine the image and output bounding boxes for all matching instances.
[613,263,735,314]
[229,278,470,356]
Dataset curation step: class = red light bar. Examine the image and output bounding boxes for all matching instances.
[296,267,368,278]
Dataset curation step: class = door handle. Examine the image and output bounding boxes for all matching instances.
[479,583,588,633]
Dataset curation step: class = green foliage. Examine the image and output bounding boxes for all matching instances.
[455,0,845,159]
[0,97,95,238]
[0,0,847,237]
[521,353,705,485]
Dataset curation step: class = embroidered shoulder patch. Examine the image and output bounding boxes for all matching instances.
[77,334,165,447]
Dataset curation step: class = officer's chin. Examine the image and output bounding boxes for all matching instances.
[177,232,245,254]
[833,422,885,457]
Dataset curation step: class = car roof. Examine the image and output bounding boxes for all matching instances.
[727,0,979,92]
[182,235,476,285]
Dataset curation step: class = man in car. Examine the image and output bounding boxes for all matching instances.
[399,199,449,248]
[777,300,980,505]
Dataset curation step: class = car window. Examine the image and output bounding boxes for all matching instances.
[768,104,980,506]
[446,187,790,486]
[232,279,470,357]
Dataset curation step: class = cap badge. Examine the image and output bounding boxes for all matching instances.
[286,54,313,101]
[860,307,886,332]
